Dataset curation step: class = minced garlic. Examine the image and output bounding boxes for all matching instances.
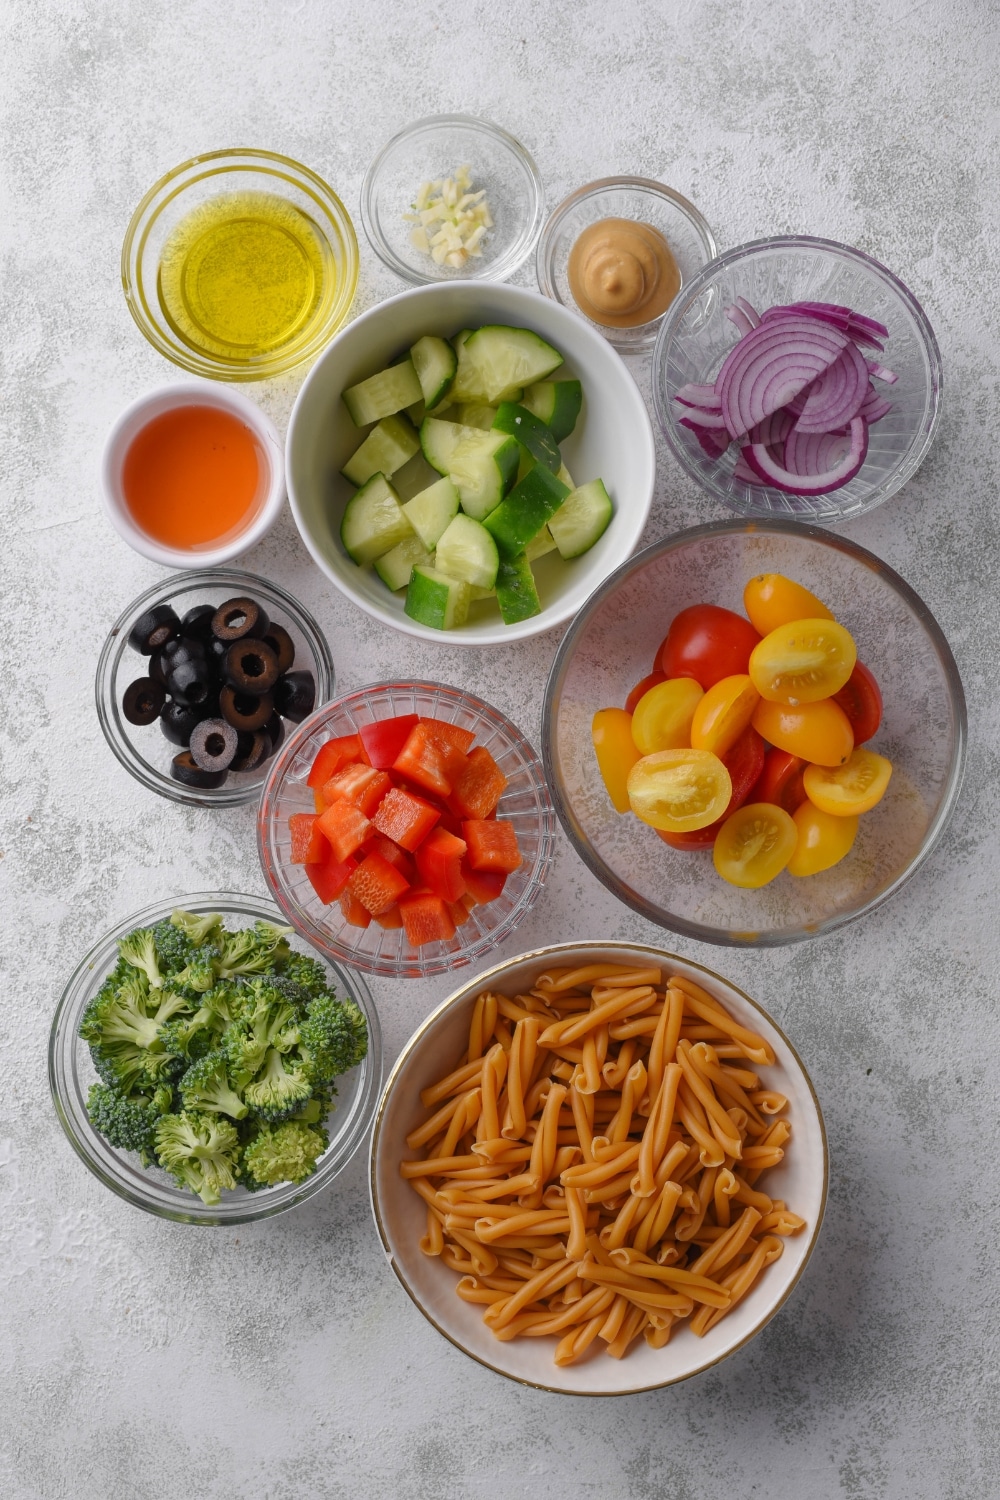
[404,165,493,268]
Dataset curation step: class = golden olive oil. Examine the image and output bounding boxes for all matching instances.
[157,191,333,365]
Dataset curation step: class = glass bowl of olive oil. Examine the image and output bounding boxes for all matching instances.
[122,149,359,382]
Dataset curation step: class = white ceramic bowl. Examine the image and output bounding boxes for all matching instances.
[100,381,286,568]
[370,941,828,1395]
[285,283,656,646]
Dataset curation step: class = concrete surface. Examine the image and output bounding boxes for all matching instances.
[2,1,998,1496]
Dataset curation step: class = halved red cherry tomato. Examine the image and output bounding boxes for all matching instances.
[832,661,883,744]
[625,671,666,714]
[750,749,808,814]
[658,727,765,849]
[658,605,761,690]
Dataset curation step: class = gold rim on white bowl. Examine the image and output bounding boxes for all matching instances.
[369,940,828,1396]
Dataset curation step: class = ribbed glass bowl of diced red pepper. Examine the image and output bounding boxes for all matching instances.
[257,681,556,977]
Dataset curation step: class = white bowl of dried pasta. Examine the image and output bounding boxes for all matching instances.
[369,941,827,1395]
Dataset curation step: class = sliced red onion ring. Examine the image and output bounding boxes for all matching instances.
[761,302,888,349]
[793,340,870,433]
[725,303,755,338]
[733,453,760,483]
[675,382,723,409]
[866,360,898,384]
[743,416,868,494]
[676,406,728,430]
[680,417,730,458]
[784,425,853,476]
[747,407,795,448]
[736,297,760,327]
[716,317,848,439]
[859,385,893,423]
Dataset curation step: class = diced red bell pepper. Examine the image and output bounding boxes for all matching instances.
[322,763,392,818]
[313,787,328,815]
[447,745,507,819]
[316,799,373,862]
[348,850,411,916]
[399,892,456,947]
[393,722,465,797]
[305,849,358,904]
[374,903,404,930]
[363,831,415,882]
[308,734,369,788]
[462,819,522,874]
[289,812,328,865]
[359,714,419,769]
[414,826,468,902]
[460,860,507,905]
[339,888,372,928]
[372,787,441,851]
[448,894,475,927]
[419,717,476,754]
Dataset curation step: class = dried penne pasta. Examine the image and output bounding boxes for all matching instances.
[399,962,803,1367]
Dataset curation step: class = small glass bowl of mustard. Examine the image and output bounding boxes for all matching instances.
[536,177,718,355]
[122,149,359,382]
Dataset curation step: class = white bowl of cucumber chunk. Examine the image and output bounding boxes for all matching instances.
[285,283,656,645]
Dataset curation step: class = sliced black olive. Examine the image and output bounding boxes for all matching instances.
[128,604,180,656]
[159,699,212,747]
[230,728,273,773]
[149,650,170,687]
[165,658,215,707]
[219,685,273,732]
[212,596,270,642]
[223,638,280,697]
[170,750,228,789]
[207,635,230,672]
[161,636,207,670]
[265,712,285,756]
[189,717,239,773]
[273,670,315,723]
[262,623,295,676]
[180,604,217,641]
[122,677,166,726]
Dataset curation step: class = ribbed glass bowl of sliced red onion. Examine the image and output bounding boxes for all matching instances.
[652,236,942,523]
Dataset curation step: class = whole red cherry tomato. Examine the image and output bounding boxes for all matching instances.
[833,661,883,744]
[625,670,666,715]
[750,748,808,814]
[659,605,761,690]
[657,727,765,849]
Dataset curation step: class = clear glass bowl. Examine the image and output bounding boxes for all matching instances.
[542,520,966,947]
[258,681,556,977]
[95,568,335,809]
[49,892,383,1225]
[652,236,943,523]
[122,148,359,381]
[360,115,544,286]
[536,176,718,354]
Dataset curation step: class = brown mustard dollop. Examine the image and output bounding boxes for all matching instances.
[567,218,680,328]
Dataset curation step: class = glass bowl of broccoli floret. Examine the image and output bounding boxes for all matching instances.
[49,893,382,1224]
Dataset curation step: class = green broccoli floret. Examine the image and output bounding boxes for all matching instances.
[214,922,293,979]
[242,1048,313,1122]
[154,1112,240,1205]
[241,1120,328,1187]
[222,984,300,1085]
[290,1088,334,1125]
[178,1051,248,1120]
[169,910,223,946]
[274,952,329,1004]
[90,1040,151,1096]
[117,927,165,990]
[299,992,368,1085]
[87,1083,163,1160]
[150,920,198,977]
[169,950,220,994]
[80,970,191,1053]
[158,1003,220,1064]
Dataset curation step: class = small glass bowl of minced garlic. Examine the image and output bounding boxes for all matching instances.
[361,114,545,285]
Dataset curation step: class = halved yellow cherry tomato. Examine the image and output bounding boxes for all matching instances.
[743,573,834,635]
[787,803,858,876]
[712,802,798,888]
[752,698,854,767]
[749,619,857,704]
[690,674,760,757]
[627,749,732,832]
[592,708,642,813]
[630,677,704,755]
[803,748,893,817]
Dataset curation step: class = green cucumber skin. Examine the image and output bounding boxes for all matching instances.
[492,402,561,473]
[483,465,570,559]
[343,361,423,426]
[547,479,614,559]
[404,566,471,631]
[410,335,458,409]
[495,553,542,623]
[521,380,583,443]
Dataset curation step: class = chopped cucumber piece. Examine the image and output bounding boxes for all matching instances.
[420,417,518,521]
[340,473,413,565]
[405,398,426,426]
[524,525,558,562]
[521,380,583,442]
[483,465,570,559]
[469,583,496,601]
[343,361,423,426]
[435,514,500,590]
[410,335,457,409]
[458,403,498,431]
[403,476,460,549]
[451,325,564,405]
[492,402,561,473]
[556,461,575,490]
[516,448,535,484]
[405,565,471,631]
[374,533,433,592]
[392,449,441,502]
[547,479,614,559]
[451,328,473,352]
[495,553,542,624]
[342,414,419,487]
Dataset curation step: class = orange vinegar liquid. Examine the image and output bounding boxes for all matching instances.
[122,405,264,550]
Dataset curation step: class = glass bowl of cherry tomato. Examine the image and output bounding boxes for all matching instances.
[541,519,966,946]
[257,681,556,977]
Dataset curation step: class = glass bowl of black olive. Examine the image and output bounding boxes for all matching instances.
[96,570,335,807]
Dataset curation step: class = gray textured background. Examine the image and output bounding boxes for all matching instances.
[2,1,998,1496]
